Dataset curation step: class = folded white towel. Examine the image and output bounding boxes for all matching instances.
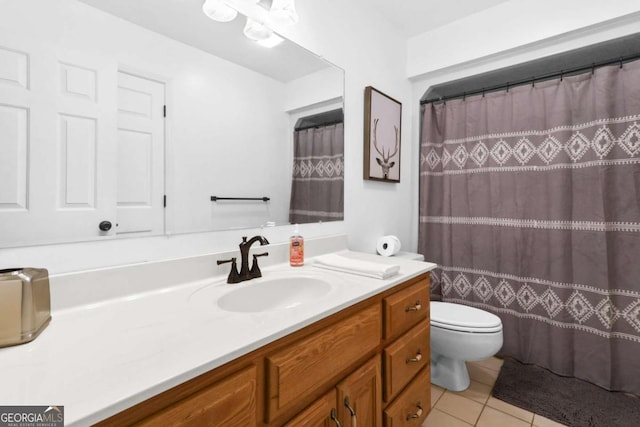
[313,253,400,279]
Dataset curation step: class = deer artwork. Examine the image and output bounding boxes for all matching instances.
[372,118,399,179]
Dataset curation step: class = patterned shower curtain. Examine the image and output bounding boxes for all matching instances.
[289,123,344,224]
[418,59,640,394]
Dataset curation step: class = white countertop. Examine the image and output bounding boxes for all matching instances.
[0,250,435,426]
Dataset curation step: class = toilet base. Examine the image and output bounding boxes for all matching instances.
[431,356,470,391]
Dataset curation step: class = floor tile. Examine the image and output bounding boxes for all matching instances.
[422,408,473,427]
[434,392,483,425]
[466,363,499,386]
[533,413,569,427]
[476,406,531,427]
[450,380,492,404]
[471,356,504,372]
[431,385,445,408]
[486,396,534,422]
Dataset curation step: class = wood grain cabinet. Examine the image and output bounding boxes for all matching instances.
[286,356,382,427]
[134,365,257,427]
[381,277,431,426]
[97,273,431,427]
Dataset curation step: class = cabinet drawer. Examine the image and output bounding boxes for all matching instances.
[383,367,430,427]
[135,365,257,427]
[383,319,430,403]
[383,278,430,339]
[267,304,381,422]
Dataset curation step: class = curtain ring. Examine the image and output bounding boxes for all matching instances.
[482,88,485,98]
[620,57,623,69]
[463,92,466,101]
[591,63,595,75]
[531,78,535,88]
[506,82,509,93]
[560,70,563,82]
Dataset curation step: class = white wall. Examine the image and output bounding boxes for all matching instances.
[407,0,640,79]
[284,66,344,113]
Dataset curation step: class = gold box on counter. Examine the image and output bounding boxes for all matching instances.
[0,268,51,348]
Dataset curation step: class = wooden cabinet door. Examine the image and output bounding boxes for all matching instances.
[284,389,338,427]
[267,304,381,421]
[337,356,382,427]
[135,365,257,427]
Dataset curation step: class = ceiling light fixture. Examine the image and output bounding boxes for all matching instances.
[202,0,238,22]
[243,17,272,41]
[269,0,299,26]
[202,0,297,47]
[256,33,285,48]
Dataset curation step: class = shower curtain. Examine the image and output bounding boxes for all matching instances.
[289,123,344,224]
[419,59,640,394]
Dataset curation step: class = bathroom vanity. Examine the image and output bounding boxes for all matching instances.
[99,273,431,426]
[0,238,436,426]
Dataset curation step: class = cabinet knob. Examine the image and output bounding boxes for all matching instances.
[406,350,423,363]
[405,300,422,312]
[98,220,112,231]
[406,402,423,420]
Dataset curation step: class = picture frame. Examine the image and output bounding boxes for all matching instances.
[364,86,402,182]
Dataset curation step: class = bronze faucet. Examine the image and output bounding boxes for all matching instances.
[218,236,269,284]
[239,235,269,281]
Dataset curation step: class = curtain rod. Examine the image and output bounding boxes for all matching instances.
[295,119,343,132]
[420,53,640,105]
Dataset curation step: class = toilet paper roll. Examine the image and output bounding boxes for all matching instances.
[376,235,401,257]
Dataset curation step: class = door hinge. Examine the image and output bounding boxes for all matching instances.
[163,105,167,117]
[163,195,167,208]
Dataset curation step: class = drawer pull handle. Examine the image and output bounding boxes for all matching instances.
[330,408,342,427]
[406,351,423,363]
[405,301,422,312]
[344,396,357,427]
[406,403,423,420]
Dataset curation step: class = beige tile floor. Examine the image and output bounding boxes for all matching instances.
[422,357,568,427]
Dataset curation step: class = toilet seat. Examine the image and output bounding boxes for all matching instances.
[431,301,502,333]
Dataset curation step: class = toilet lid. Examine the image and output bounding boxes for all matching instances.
[430,301,502,333]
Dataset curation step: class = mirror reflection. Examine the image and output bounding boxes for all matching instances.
[0,0,344,248]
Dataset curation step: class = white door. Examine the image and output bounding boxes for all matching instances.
[0,35,118,247]
[115,71,165,236]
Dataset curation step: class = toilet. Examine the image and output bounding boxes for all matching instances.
[430,301,503,391]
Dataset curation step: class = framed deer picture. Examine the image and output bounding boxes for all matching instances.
[364,86,402,182]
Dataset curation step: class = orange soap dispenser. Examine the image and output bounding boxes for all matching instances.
[290,224,304,267]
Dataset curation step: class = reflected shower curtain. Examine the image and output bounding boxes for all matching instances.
[418,59,640,393]
[289,123,344,223]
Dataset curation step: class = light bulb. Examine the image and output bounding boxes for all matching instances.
[202,0,238,22]
[243,17,272,41]
[257,33,284,48]
[270,0,299,26]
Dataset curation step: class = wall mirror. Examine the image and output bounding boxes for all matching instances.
[0,0,344,249]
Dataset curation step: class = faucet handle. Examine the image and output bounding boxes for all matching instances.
[216,257,236,266]
[217,257,241,284]
[250,252,269,278]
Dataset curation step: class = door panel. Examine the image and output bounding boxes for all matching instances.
[0,39,118,247]
[116,71,165,236]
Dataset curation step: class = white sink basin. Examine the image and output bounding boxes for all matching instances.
[216,275,332,313]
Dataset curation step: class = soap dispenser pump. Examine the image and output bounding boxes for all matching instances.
[289,224,304,267]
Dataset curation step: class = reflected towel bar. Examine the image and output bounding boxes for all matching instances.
[211,196,270,202]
